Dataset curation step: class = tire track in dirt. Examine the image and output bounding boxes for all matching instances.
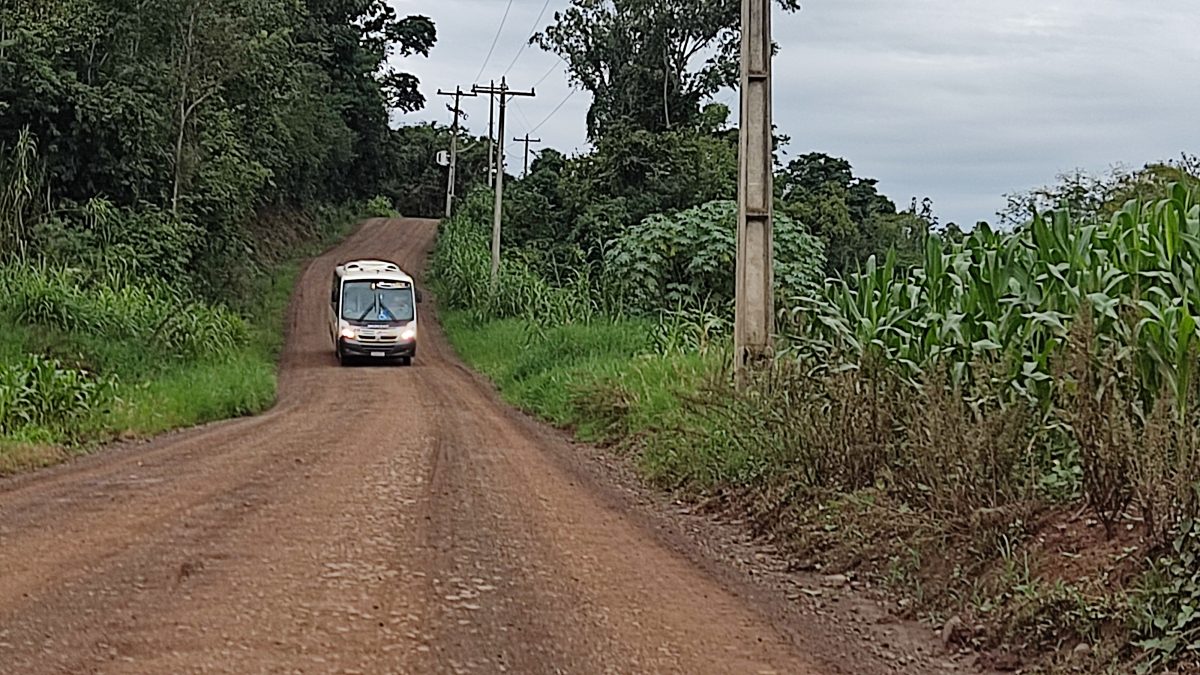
[0,218,961,674]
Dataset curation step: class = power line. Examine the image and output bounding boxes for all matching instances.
[529,88,578,134]
[473,0,516,84]
[472,78,536,283]
[512,99,535,135]
[513,134,542,177]
[532,56,565,90]
[502,0,555,77]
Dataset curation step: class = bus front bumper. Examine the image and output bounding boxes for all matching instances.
[339,339,416,359]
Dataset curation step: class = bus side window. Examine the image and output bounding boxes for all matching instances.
[330,274,338,306]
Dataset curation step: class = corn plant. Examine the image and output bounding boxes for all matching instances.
[0,355,113,437]
[784,182,1200,417]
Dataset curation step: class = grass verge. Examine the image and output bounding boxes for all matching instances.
[440,310,715,449]
[0,206,361,474]
[441,311,1169,674]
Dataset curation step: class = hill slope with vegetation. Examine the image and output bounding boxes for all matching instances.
[430,1,1200,671]
[0,0,460,469]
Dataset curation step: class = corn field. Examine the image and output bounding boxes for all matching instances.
[785,182,1200,416]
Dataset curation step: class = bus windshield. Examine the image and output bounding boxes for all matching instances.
[341,280,415,323]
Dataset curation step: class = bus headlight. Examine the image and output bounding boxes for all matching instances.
[400,328,416,341]
[340,327,357,340]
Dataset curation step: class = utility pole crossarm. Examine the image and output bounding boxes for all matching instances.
[473,80,534,191]
[470,78,536,284]
[513,134,541,177]
[436,86,477,218]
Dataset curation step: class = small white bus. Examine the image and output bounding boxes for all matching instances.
[328,259,421,366]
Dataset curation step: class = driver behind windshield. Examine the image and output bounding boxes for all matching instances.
[341,281,414,324]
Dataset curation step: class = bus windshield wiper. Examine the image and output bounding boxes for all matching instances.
[356,297,378,322]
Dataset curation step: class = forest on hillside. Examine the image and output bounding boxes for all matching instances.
[0,0,475,453]
[0,0,446,288]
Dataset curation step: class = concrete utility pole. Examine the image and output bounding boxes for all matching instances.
[473,77,535,283]
[734,0,776,384]
[486,80,496,189]
[437,86,477,218]
[513,134,541,177]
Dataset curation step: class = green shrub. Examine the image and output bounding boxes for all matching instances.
[1132,519,1200,673]
[31,200,202,283]
[0,355,112,438]
[604,199,827,315]
[364,195,400,218]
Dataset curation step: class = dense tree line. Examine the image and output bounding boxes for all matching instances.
[998,154,1200,227]
[0,0,441,296]
[496,0,935,286]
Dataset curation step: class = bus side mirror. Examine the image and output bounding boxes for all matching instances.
[416,289,424,303]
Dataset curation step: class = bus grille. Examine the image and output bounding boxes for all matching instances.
[357,333,398,343]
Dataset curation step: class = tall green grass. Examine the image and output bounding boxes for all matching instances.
[0,204,360,470]
[0,261,264,448]
[441,310,714,446]
[0,263,248,362]
[431,190,606,325]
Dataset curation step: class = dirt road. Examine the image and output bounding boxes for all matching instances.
[0,219,957,674]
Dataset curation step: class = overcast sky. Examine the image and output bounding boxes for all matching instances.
[390,0,1199,227]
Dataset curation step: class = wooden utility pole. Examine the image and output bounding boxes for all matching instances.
[437,86,476,218]
[473,77,535,283]
[513,134,541,177]
[734,0,775,383]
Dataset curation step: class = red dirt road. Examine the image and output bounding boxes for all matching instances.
[0,219,959,674]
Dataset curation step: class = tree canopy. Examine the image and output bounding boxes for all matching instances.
[776,153,933,274]
[533,0,800,138]
[0,0,437,294]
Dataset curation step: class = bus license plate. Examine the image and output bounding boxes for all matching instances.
[371,351,385,358]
